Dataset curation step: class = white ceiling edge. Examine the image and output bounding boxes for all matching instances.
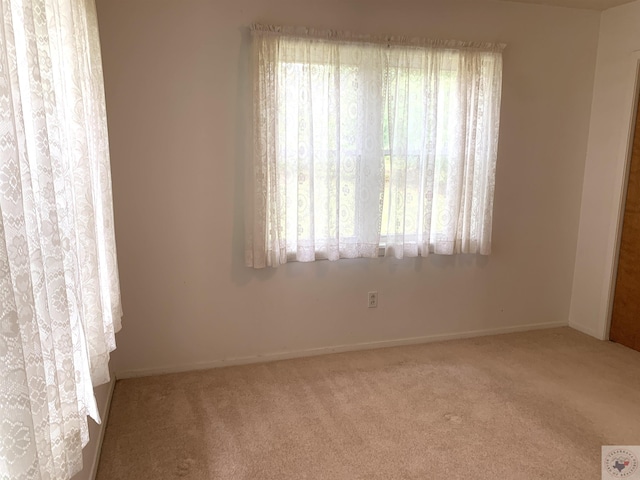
[498,0,636,11]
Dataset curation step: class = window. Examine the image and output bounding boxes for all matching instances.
[246,25,504,268]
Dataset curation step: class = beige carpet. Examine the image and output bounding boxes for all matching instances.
[96,328,640,479]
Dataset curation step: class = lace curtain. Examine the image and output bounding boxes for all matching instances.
[247,25,504,268]
[0,0,121,478]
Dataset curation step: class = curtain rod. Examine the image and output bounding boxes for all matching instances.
[250,23,506,53]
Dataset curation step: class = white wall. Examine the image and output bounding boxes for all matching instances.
[569,0,640,339]
[95,0,600,377]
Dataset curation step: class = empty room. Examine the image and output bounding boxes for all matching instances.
[2,0,640,479]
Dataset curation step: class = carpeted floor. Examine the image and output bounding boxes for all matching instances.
[96,328,640,479]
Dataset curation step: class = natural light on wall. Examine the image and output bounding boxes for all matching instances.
[0,0,121,479]
[246,24,504,268]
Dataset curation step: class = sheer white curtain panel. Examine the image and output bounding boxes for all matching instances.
[383,45,503,257]
[0,0,122,479]
[247,29,387,267]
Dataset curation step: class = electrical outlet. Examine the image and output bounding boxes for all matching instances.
[368,291,378,308]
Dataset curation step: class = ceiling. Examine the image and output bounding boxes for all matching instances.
[499,0,635,10]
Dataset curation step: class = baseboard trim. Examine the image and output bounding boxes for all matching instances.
[568,321,606,340]
[88,376,116,480]
[116,321,567,379]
